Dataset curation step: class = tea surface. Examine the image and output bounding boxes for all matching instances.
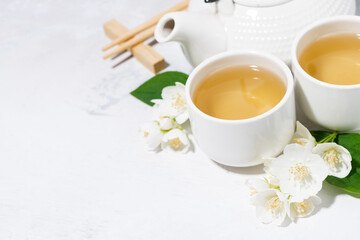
[299,33,360,85]
[193,65,286,120]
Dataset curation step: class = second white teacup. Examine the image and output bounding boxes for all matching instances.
[292,16,360,131]
[185,51,296,167]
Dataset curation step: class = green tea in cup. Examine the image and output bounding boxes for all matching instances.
[193,64,286,120]
[299,33,360,85]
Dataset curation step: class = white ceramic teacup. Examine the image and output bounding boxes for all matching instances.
[185,51,296,167]
[292,16,360,131]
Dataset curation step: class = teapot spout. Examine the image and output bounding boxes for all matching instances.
[155,12,227,66]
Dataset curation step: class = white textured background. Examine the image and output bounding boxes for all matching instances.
[0,1,359,239]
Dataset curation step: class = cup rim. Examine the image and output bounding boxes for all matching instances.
[291,15,360,90]
[185,50,294,124]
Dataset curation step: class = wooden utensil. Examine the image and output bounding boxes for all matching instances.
[103,19,166,74]
[103,25,156,60]
[102,0,189,52]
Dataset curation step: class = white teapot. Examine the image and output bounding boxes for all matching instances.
[155,0,356,66]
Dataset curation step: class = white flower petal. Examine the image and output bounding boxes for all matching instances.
[313,143,352,178]
[152,83,188,124]
[159,117,173,130]
[287,195,321,219]
[163,128,181,140]
[251,189,287,225]
[161,128,190,153]
[155,100,175,117]
[175,82,185,89]
[267,175,280,188]
[161,84,184,99]
[178,130,189,145]
[291,121,316,150]
[269,144,328,201]
[175,111,189,124]
[263,157,276,173]
[152,103,162,120]
[246,178,270,198]
[140,121,163,150]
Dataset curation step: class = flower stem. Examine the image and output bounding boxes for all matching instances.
[318,132,338,143]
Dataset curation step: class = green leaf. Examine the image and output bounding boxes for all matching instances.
[326,173,360,194]
[130,71,188,106]
[337,134,360,169]
[313,132,360,194]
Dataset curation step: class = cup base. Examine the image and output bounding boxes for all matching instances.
[210,157,265,168]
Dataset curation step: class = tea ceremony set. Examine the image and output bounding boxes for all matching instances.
[2,0,360,239]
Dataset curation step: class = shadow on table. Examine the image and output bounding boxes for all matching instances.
[311,181,360,217]
[278,183,360,226]
[212,161,265,175]
[111,39,166,69]
[112,53,133,68]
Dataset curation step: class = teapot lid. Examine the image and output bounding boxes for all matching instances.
[234,0,293,7]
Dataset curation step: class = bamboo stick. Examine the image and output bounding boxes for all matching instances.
[102,25,156,60]
[103,19,166,73]
[102,0,189,51]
